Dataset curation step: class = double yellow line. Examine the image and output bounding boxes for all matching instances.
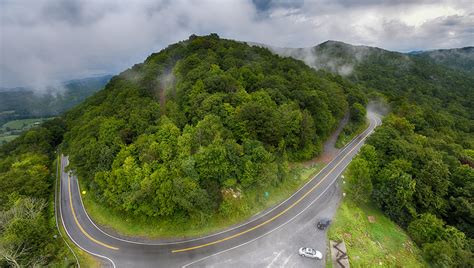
[67,174,119,250]
[172,120,374,253]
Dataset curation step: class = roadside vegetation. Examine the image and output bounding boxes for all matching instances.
[328,164,426,267]
[335,103,368,148]
[0,118,73,267]
[319,40,473,267]
[80,162,324,238]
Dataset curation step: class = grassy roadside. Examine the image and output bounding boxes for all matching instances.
[327,175,426,267]
[80,162,324,239]
[55,153,102,267]
[335,120,369,149]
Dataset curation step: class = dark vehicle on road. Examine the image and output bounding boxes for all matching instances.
[317,219,331,230]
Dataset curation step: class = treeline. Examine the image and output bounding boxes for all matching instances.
[62,34,366,221]
[0,118,69,267]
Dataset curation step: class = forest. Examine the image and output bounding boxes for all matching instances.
[62,34,366,220]
[0,34,472,266]
[339,43,474,266]
[0,118,68,266]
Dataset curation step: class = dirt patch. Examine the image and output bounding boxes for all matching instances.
[343,233,352,240]
[300,112,349,167]
[159,87,166,112]
[368,216,376,223]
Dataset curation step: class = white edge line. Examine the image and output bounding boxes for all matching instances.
[54,152,80,268]
[70,114,378,246]
[182,117,379,267]
[59,156,117,268]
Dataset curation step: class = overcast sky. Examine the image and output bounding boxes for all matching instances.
[1,0,473,88]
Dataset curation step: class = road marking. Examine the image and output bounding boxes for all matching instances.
[60,157,117,268]
[173,117,376,253]
[266,251,282,268]
[68,174,119,251]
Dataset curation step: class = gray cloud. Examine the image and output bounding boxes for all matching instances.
[0,0,472,89]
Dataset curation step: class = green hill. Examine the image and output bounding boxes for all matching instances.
[62,34,366,221]
[412,47,474,75]
[275,41,473,266]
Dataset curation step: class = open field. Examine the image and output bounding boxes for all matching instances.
[0,117,54,144]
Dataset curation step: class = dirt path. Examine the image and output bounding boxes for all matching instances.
[301,112,349,167]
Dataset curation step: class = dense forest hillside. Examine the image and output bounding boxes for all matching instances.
[277,41,474,266]
[62,34,366,221]
[0,75,112,125]
[0,118,69,266]
[412,46,474,74]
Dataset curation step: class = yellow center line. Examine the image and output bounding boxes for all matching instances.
[68,174,120,251]
[172,120,375,253]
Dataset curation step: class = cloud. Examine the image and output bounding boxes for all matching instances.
[0,0,472,88]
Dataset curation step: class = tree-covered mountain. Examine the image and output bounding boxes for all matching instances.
[0,75,112,125]
[62,34,366,220]
[411,46,474,74]
[274,41,473,266]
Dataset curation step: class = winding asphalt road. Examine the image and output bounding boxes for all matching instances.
[59,112,381,268]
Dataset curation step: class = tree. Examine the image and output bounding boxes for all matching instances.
[350,102,366,123]
[413,157,450,214]
[0,197,53,267]
[372,159,416,226]
[0,153,50,207]
[408,213,445,245]
[346,157,372,203]
[422,241,455,268]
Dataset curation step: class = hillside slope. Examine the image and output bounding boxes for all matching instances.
[62,34,367,223]
[273,41,473,266]
[412,46,474,74]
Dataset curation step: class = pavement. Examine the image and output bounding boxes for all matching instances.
[58,112,381,268]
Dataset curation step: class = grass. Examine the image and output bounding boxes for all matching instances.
[327,178,426,267]
[80,162,325,239]
[335,120,369,148]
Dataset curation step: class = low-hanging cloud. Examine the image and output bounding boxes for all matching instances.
[0,0,472,89]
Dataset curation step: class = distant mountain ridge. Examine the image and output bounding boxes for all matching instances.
[0,75,112,125]
[256,40,474,76]
[412,46,474,74]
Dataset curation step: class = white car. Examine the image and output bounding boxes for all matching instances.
[298,247,323,259]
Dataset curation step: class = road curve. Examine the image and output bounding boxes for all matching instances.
[58,112,382,267]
